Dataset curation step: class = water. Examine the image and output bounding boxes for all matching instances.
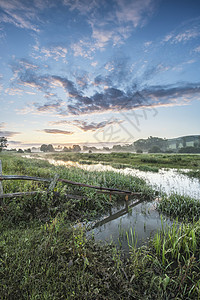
[44,158,200,199]
[87,199,173,253]
[24,155,199,251]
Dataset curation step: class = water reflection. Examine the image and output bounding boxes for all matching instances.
[45,158,200,199]
[24,155,198,251]
[87,199,173,253]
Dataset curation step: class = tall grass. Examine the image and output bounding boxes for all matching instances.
[158,193,200,222]
[152,219,200,298]
[1,153,200,299]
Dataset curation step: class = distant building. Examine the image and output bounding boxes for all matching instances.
[133,135,200,152]
[166,135,200,151]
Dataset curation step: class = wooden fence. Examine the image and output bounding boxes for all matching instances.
[0,160,140,202]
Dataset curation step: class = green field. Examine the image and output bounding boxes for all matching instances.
[0,153,200,299]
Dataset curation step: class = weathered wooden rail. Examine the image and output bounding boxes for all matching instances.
[0,160,140,201]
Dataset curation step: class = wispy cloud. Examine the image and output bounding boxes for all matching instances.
[42,129,74,135]
[172,29,200,43]
[66,82,200,115]
[62,0,99,14]
[35,101,64,113]
[33,43,68,62]
[0,122,5,129]
[68,0,157,51]
[162,19,200,44]
[142,64,170,80]
[0,130,21,137]
[10,55,200,116]
[194,45,200,53]
[116,0,156,28]
[5,87,23,95]
[0,122,21,137]
[0,0,40,32]
[49,119,123,131]
[71,40,95,59]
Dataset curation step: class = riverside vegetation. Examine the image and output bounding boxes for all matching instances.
[0,153,200,299]
[46,152,200,175]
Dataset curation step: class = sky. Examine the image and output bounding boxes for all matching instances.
[0,0,200,149]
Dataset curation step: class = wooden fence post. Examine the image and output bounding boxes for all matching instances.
[48,173,59,192]
[0,160,3,195]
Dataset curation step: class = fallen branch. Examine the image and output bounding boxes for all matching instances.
[0,191,42,199]
[0,190,86,201]
[0,175,51,183]
[58,178,133,194]
[96,190,141,196]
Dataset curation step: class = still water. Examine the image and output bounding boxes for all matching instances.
[25,155,200,251]
[46,158,200,199]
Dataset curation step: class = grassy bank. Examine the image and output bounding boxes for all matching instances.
[158,193,200,222]
[46,152,200,171]
[1,153,155,226]
[181,169,200,180]
[0,153,200,299]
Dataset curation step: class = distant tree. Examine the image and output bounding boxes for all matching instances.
[148,146,162,153]
[72,145,81,152]
[18,149,24,153]
[112,145,122,151]
[0,137,8,152]
[178,147,200,154]
[25,148,31,153]
[63,146,70,152]
[40,144,55,152]
[103,147,110,151]
[134,136,167,152]
[40,144,48,152]
[83,146,89,151]
[47,144,55,152]
[136,149,143,153]
[88,149,92,153]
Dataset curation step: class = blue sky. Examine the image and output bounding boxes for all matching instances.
[0,0,200,149]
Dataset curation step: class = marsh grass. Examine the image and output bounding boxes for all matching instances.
[47,152,200,170]
[158,193,200,222]
[181,169,200,180]
[1,153,200,299]
[152,219,200,298]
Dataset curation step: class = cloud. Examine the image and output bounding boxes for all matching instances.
[0,74,3,92]
[8,140,22,145]
[172,29,200,43]
[194,45,200,53]
[162,19,200,44]
[33,43,68,62]
[75,74,89,89]
[5,87,23,95]
[62,0,99,14]
[11,61,51,92]
[0,122,5,129]
[0,131,21,137]
[67,82,200,115]
[50,119,123,131]
[42,129,74,135]
[0,122,21,137]
[91,27,120,49]
[68,0,157,51]
[142,64,170,80]
[35,101,63,113]
[16,100,66,116]
[0,0,40,32]
[116,0,156,28]
[71,40,95,59]
[10,55,200,117]
[91,61,98,67]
